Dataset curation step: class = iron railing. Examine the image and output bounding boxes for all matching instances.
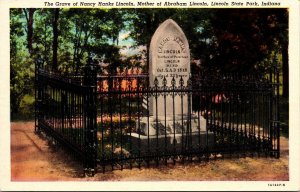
[35,61,280,175]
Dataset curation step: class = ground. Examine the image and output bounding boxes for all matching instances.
[11,121,288,181]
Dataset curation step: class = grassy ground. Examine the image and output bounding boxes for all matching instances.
[11,94,35,121]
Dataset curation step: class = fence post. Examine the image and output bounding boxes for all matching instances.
[83,58,98,176]
[35,57,43,133]
[269,57,280,158]
[273,57,280,158]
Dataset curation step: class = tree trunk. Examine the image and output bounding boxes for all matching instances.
[52,8,60,71]
[145,14,152,74]
[23,8,36,55]
[282,43,289,98]
[146,42,150,74]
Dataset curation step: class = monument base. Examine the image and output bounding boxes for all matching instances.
[127,131,214,155]
[126,115,213,155]
[136,114,207,136]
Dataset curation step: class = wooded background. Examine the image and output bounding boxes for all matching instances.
[10,8,288,119]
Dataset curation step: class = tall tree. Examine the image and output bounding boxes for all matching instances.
[11,9,35,115]
[107,9,125,45]
[62,9,126,74]
[272,9,288,97]
[23,8,36,55]
[208,9,288,75]
[64,9,107,73]
[52,8,60,71]
[33,9,53,66]
[282,40,288,97]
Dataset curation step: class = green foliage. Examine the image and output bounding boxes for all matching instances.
[10,55,35,118]
[10,9,35,119]
[10,9,127,117]
[10,8,288,119]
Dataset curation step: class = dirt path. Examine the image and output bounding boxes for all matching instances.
[11,122,83,181]
[11,121,289,181]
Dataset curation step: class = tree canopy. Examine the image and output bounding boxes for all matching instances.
[10,8,288,117]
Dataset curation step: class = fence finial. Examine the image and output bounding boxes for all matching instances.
[163,76,167,87]
[171,77,176,87]
[179,76,184,87]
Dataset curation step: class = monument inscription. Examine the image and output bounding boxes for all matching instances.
[149,19,190,87]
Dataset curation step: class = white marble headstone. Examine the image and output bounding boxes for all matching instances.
[149,19,190,117]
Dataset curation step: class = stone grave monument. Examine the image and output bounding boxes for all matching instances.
[129,19,211,153]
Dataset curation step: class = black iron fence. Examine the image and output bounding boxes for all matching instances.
[35,61,280,175]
